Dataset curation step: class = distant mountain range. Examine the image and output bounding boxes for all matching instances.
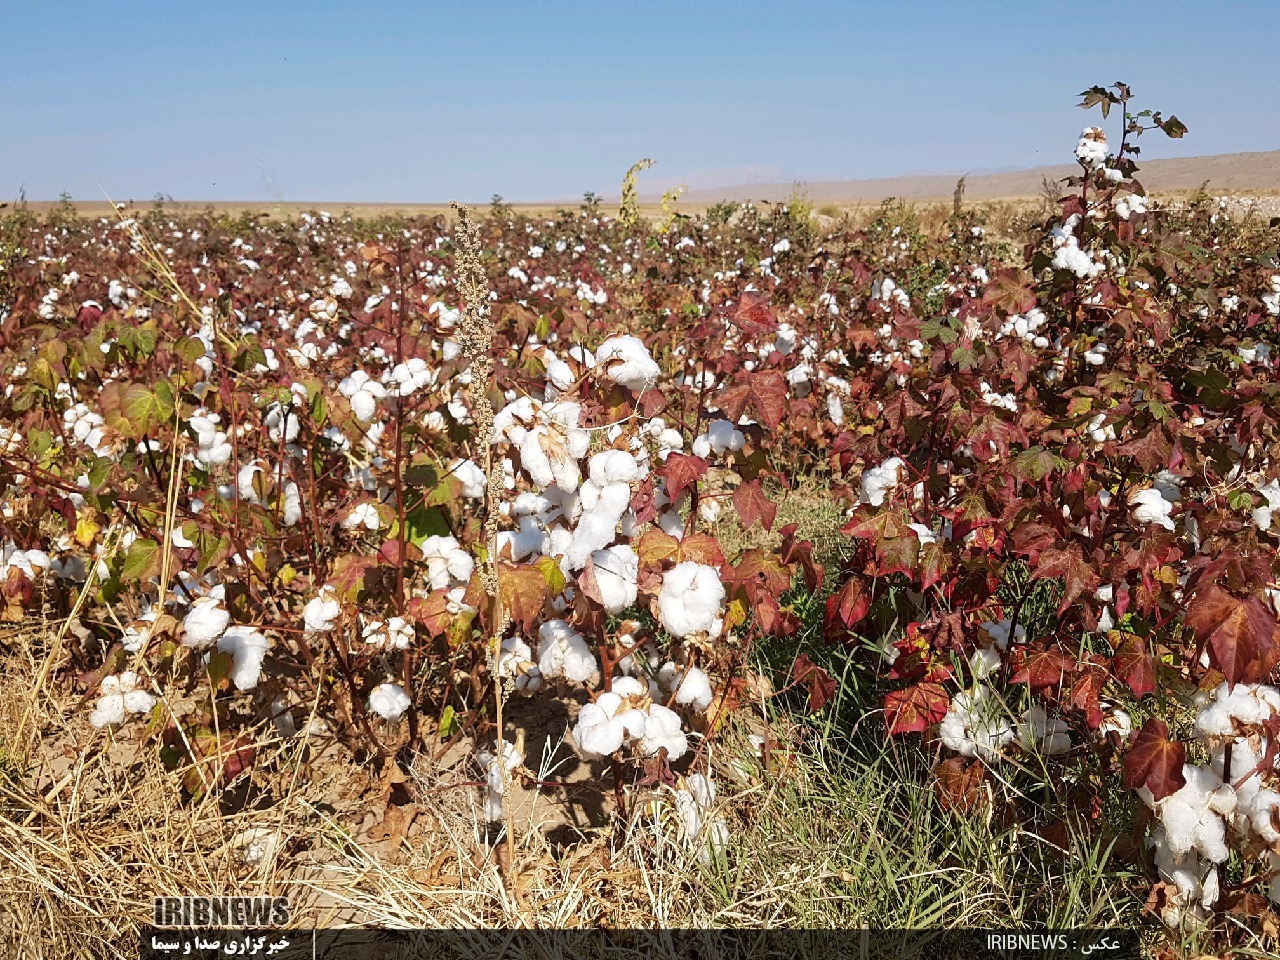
[663,150,1280,204]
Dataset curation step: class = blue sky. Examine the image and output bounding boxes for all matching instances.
[2,1,1276,203]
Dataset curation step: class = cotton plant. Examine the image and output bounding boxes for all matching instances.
[1135,682,1280,927]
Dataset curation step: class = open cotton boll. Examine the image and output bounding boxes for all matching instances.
[1128,487,1175,531]
[660,662,714,712]
[498,516,545,562]
[979,618,1025,651]
[657,562,725,638]
[588,449,647,485]
[182,596,230,649]
[673,773,729,865]
[303,585,341,633]
[361,616,414,650]
[421,535,474,590]
[859,456,906,507]
[637,703,688,760]
[691,420,746,460]
[573,691,649,758]
[89,671,156,727]
[369,682,411,720]
[338,370,387,422]
[498,637,543,693]
[596,335,661,391]
[477,739,525,821]
[1138,763,1232,864]
[938,685,1015,761]
[216,628,270,690]
[537,619,598,683]
[562,482,633,571]
[449,458,487,499]
[1195,681,1280,738]
[343,502,382,531]
[1018,705,1071,756]
[590,545,638,614]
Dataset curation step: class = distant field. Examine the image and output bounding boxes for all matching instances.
[11,149,1279,222]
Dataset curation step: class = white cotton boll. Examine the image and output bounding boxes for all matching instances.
[969,646,1002,679]
[859,456,906,507]
[362,616,414,650]
[638,703,688,760]
[303,586,341,632]
[1099,708,1132,738]
[979,618,1025,651]
[574,692,630,758]
[589,449,647,485]
[657,562,725,638]
[537,619,598,683]
[88,672,155,727]
[1252,480,1280,531]
[89,683,127,727]
[595,335,661,392]
[216,628,270,690]
[236,462,265,503]
[664,664,713,712]
[611,675,647,699]
[350,389,379,421]
[450,458,487,498]
[501,516,546,562]
[939,686,1014,761]
[498,637,543,693]
[343,502,382,531]
[693,419,745,460]
[1019,705,1072,756]
[280,482,302,526]
[369,682,411,720]
[477,740,524,821]
[182,596,229,649]
[421,535,474,590]
[591,544,638,614]
[1128,487,1175,531]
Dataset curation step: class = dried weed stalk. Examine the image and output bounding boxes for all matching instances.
[450,203,518,871]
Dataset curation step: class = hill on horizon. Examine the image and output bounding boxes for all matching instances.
[661,150,1280,204]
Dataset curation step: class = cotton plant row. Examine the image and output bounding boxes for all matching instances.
[815,84,1280,941]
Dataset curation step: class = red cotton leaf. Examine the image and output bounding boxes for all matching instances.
[884,681,950,735]
[779,523,823,591]
[1032,544,1100,614]
[725,290,779,336]
[934,757,989,815]
[982,268,1037,315]
[733,479,777,532]
[791,653,836,712]
[660,452,707,502]
[1123,718,1187,801]
[826,577,871,630]
[715,370,789,430]
[1113,636,1156,698]
[1010,645,1078,692]
[1184,585,1280,684]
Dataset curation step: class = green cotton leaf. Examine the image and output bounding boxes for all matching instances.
[439,705,460,739]
[919,317,957,345]
[1228,488,1255,512]
[206,650,234,692]
[175,336,208,364]
[120,538,161,581]
[394,503,449,548]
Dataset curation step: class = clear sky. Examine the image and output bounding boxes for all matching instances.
[2,1,1277,203]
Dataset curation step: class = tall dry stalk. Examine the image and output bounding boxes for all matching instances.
[450,203,517,870]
